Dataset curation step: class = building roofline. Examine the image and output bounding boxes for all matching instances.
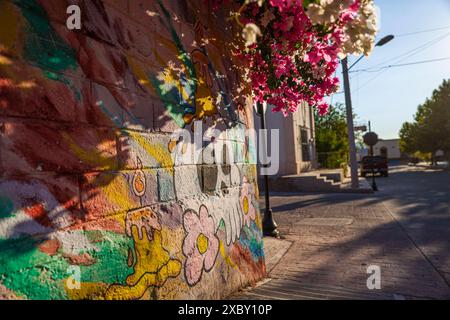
[377,138,400,142]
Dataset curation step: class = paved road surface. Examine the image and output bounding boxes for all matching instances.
[232,165,450,300]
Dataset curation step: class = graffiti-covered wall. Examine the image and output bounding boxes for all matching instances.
[0,0,265,300]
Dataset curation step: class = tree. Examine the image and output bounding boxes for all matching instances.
[315,103,350,168]
[399,121,418,155]
[399,79,450,163]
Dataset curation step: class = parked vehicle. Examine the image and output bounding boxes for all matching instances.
[408,157,420,166]
[360,156,389,177]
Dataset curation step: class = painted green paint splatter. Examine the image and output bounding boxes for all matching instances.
[146,0,198,128]
[80,231,135,284]
[12,0,82,102]
[0,196,14,218]
[157,0,195,80]
[149,75,193,127]
[0,231,134,299]
[14,0,78,73]
[0,237,69,299]
[44,70,82,101]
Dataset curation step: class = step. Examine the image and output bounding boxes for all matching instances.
[266,174,342,193]
[260,173,374,194]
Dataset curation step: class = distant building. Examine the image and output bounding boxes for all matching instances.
[373,139,401,160]
[254,102,317,176]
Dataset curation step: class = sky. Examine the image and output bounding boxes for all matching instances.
[329,0,450,139]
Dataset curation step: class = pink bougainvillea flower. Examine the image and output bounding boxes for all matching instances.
[182,205,219,286]
[211,0,376,117]
[317,101,330,116]
[240,176,256,228]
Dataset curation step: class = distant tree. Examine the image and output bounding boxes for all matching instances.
[399,121,418,155]
[315,103,350,168]
[424,80,450,155]
[399,79,450,164]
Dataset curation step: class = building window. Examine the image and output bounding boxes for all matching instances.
[300,128,311,162]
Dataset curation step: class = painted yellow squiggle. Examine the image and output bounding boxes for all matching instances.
[105,227,181,300]
[128,131,174,174]
[126,55,155,93]
[219,240,237,269]
[61,133,117,170]
[64,282,108,300]
[0,2,19,53]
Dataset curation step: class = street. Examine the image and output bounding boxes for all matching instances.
[233,164,450,300]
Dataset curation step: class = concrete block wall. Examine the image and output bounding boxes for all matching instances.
[0,0,265,299]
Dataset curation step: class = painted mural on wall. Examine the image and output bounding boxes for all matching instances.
[0,0,265,299]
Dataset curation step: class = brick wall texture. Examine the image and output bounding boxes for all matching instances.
[0,0,265,299]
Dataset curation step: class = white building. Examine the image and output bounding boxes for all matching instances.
[373,139,401,160]
[254,102,317,176]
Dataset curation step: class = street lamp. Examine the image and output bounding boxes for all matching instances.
[363,130,379,191]
[341,35,394,189]
[255,101,280,238]
[348,35,395,71]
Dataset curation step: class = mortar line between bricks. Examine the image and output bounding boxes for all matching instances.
[0,114,177,135]
[381,201,450,289]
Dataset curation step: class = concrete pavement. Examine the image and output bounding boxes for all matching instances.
[232,165,450,300]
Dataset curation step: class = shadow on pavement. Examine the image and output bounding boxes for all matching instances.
[254,166,450,299]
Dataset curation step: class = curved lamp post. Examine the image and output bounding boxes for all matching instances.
[342,35,394,189]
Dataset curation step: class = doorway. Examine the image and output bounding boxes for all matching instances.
[380,146,388,159]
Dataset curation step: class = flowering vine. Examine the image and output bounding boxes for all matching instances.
[210,0,378,116]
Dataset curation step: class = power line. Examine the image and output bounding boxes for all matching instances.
[352,56,450,93]
[395,25,450,37]
[352,69,388,93]
[332,29,450,96]
[354,32,450,72]
[351,56,450,73]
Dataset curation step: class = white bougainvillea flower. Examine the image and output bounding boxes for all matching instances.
[307,0,378,57]
[245,0,265,6]
[242,23,261,47]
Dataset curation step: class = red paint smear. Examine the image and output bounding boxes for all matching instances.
[64,252,96,266]
[0,78,13,87]
[229,244,266,282]
[0,78,14,110]
[24,203,53,228]
[67,216,124,234]
[38,239,60,255]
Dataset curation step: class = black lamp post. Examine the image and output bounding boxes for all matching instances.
[363,130,379,191]
[256,101,280,238]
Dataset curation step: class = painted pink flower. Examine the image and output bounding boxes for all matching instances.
[240,177,256,228]
[182,205,219,286]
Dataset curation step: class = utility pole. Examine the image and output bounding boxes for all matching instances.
[342,57,359,189]
[341,35,395,190]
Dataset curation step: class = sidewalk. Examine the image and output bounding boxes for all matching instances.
[231,194,450,300]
